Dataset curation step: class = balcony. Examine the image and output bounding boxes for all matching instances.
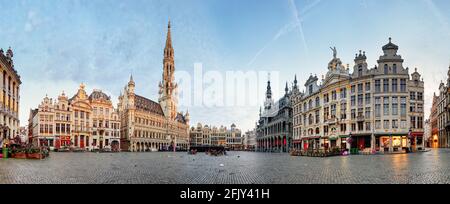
[327,117,338,125]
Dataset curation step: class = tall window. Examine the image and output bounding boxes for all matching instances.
[418,117,423,129]
[309,100,313,110]
[358,83,363,92]
[365,93,371,105]
[331,104,336,117]
[375,120,381,129]
[411,116,416,129]
[392,97,398,115]
[383,97,389,116]
[383,79,389,92]
[365,107,371,118]
[384,64,388,74]
[400,97,407,116]
[351,85,356,94]
[410,103,416,112]
[340,88,347,99]
[393,64,397,74]
[309,85,313,94]
[365,82,371,92]
[410,92,416,100]
[358,94,363,106]
[375,97,381,117]
[400,79,406,92]
[358,66,363,76]
[375,80,381,93]
[392,79,398,92]
[315,97,320,107]
[315,110,320,124]
[351,96,356,107]
[340,102,347,119]
[332,91,337,101]
[384,120,389,129]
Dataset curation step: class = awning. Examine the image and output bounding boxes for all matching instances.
[329,137,338,140]
[301,136,321,140]
[339,135,349,138]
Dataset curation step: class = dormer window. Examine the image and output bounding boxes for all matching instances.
[309,84,313,94]
[393,64,397,74]
[358,65,363,77]
[384,64,388,74]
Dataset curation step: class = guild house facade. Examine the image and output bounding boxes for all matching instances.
[0,47,21,142]
[291,38,425,153]
[118,21,190,152]
[29,87,121,151]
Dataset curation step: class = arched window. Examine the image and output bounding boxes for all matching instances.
[315,128,320,134]
[315,97,320,107]
[303,102,307,111]
[358,65,363,76]
[309,114,313,125]
[309,100,313,110]
[384,64,388,74]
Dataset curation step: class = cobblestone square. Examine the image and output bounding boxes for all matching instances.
[1,149,449,184]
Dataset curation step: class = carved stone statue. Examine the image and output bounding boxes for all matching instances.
[330,46,337,59]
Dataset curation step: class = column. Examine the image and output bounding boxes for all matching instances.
[389,136,393,153]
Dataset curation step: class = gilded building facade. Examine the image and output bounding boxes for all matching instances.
[0,47,21,142]
[118,21,189,152]
[292,39,425,153]
[29,86,121,151]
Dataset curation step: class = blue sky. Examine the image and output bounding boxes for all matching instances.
[0,0,449,131]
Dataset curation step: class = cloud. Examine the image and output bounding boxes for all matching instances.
[24,10,42,32]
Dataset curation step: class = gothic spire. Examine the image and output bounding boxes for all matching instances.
[165,20,172,51]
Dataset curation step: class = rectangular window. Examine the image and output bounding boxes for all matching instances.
[392,97,398,115]
[410,92,416,100]
[351,85,356,94]
[351,109,356,120]
[365,93,371,105]
[351,96,356,106]
[411,116,416,129]
[332,91,337,101]
[400,97,407,116]
[383,97,389,116]
[375,97,381,117]
[365,82,371,92]
[358,83,363,93]
[383,79,389,92]
[358,94,363,106]
[410,103,416,112]
[351,123,356,132]
[400,79,406,92]
[418,117,423,129]
[384,120,389,129]
[365,107,371,118]
[331,104,336,117]
[392,119,398,129]
[401,120,407,129]
[375,120,381,129]
[417,103,423,112]
[375,80,381,93]
[392,79,397,92]
[340,102,347,119]
[358,122,364,131]
[341,88,347,99]
[417,92,423,101]
[365,122,371,131]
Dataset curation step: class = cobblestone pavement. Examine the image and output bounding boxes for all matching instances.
[1,149,449,184]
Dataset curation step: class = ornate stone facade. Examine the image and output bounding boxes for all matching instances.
[29,87,121,151]
[291,38,425,153]
[189,123,242,150]
[118,21,189,152]
[0,47,21,143]
[256,78,294,153]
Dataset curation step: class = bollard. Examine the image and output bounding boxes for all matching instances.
[2,147,8,159]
